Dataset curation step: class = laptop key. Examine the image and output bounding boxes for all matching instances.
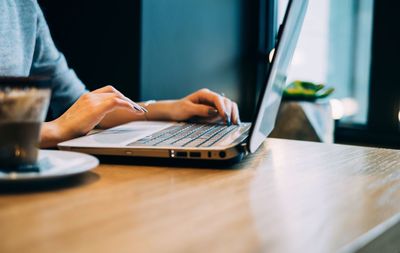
[171,138,194,146]
[184,139,207,147]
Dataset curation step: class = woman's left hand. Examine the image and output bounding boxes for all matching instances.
[166,89,241,125]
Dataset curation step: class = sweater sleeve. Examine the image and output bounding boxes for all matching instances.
[29,1,88,120]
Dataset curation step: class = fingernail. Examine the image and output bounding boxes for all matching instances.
[237,118,242,125]
[208,108,219,116]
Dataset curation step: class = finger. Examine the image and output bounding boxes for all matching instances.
[93,93,145,115]
[92,85,147,112]
[105,97,144,115]
[188,89,227,119]
[232,102,241,125]
[223,98,233,126]
[93,85,146,111]
[187,103,219,118]
[92,85,126,96]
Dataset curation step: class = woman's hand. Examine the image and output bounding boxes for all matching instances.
[40,87,241,148]
[40,86,145,148]
[144,89,241,125]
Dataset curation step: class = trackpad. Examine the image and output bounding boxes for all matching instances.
[60,121,175,148]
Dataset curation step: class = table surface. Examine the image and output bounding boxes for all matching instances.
[1,138,400,253]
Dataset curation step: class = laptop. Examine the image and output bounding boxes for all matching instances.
[58,0,308,163]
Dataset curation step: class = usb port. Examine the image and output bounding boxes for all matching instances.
[190,152,201,158]
[176,152,187,158]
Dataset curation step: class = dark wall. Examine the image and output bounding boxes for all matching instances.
[39,0,141,99]
[140,0,260,112]
[39,0,264,120]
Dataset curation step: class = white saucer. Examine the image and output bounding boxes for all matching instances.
[0,150,99,181]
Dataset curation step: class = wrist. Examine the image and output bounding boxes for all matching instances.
[39,120,71,148]
[40,121,61,148]
[141,100,177,121]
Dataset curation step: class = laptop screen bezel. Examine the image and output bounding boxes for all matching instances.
[246,0,309,153]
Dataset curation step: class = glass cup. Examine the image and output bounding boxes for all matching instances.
[0,77,51,171]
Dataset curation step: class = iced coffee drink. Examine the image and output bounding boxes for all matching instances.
[0,87,50,170]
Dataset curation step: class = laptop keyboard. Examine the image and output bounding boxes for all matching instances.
[128,124,239,147]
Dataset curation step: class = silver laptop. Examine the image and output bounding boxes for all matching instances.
[58,0,308,162]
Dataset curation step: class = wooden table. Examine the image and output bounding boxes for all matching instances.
[1,138,400,253]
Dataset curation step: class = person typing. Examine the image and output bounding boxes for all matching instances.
[0,0,240,148]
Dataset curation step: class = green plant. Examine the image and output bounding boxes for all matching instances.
[283,80,335,101]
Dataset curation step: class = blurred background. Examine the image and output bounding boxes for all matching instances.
[39,0,400,148]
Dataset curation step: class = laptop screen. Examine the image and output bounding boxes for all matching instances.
[248,0,309,153]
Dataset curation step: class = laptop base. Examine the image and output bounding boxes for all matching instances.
[97,152,246,168]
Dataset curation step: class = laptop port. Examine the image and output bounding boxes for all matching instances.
[176,152,187,158]
[190,152,201,158]
[219,151,226,158]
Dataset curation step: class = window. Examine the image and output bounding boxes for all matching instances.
[277,0,374,124]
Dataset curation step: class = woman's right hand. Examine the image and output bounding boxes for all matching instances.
[40,85,144,148]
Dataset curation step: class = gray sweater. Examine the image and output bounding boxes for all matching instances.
[0,0,86,118]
